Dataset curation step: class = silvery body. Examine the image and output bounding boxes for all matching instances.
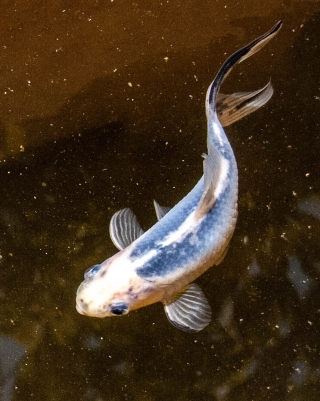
[76,22,282,332]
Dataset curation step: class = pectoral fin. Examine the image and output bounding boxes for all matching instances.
[163,283,212,332]
[217,81,273,127]
[109,208,144,250]
[153,200,171,221]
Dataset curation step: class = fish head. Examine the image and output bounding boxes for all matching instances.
[76,250,162,318]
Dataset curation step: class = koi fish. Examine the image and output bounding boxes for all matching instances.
[76,21,282,332]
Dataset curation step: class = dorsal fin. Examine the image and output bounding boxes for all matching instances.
[195,145,224,219]
[153,200,171,221]
[109,208,144,250]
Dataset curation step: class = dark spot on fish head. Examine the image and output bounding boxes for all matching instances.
[76,299,89,315]
[110,302,129,316]
[84,264,101,280]
[126,286,134,296]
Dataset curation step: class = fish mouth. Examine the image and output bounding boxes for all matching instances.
[76,282,89,315]
[76,283,109,318]
[76,301,88,316]
[76,301,107,318]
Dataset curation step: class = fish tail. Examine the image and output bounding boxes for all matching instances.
[206,21,282,115]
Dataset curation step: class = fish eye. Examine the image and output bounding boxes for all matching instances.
[84,264,101,280]
[110,303,129,316]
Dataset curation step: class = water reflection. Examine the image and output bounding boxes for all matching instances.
[0,4,319,401]
[298,196,320,221]
[0,337,25,401]
[287,255,315,300]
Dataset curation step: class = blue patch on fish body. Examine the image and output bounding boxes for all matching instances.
[131,133,238,279]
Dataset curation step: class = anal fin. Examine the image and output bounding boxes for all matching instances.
[163,283,212,333]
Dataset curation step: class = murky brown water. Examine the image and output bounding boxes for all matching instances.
[0,1,319,400]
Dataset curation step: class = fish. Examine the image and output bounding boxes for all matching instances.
[76,21,282,333]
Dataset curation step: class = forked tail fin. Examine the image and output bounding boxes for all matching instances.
[206,21,282,117]
[195,22,282,219]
